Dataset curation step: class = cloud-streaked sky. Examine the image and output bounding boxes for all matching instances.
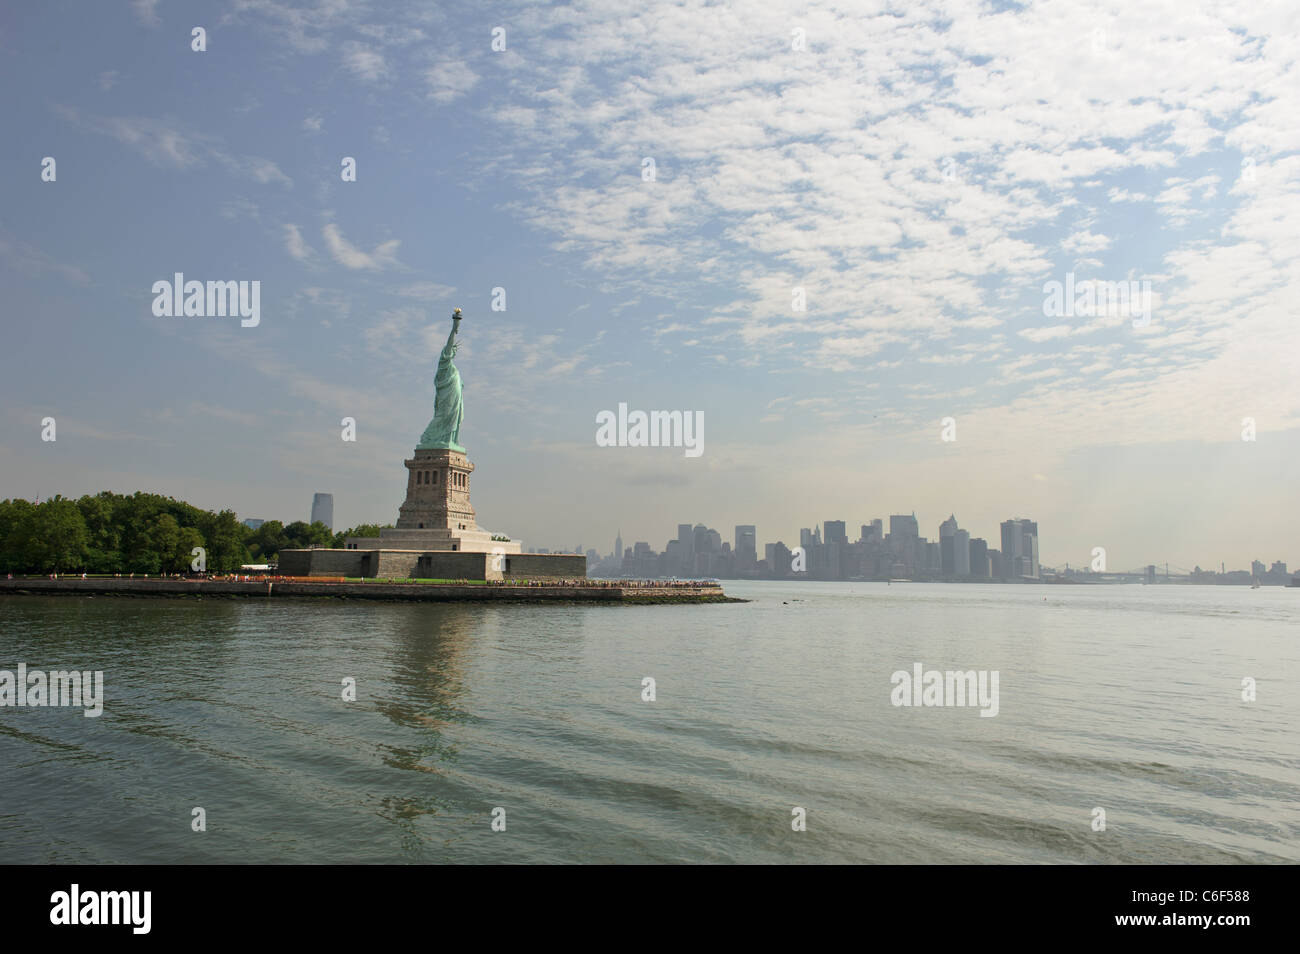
[2,0,1298,571]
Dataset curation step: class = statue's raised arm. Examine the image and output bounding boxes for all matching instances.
[417,308,467,452]
[444,307,463,353]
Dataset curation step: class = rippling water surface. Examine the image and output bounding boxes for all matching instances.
[1,582,1296,863]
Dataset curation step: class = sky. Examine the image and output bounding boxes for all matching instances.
[1,0,1298,572]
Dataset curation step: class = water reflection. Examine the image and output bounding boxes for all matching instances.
[379,604,478,733]
[370,605,483,844]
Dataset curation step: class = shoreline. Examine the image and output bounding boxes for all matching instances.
[0,577,744,605]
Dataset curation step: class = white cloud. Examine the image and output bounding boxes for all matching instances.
[394,281,456,299]
[55,106,291,186]
[0,231,91,286]
[343,43,388,83]
[283,224,313,262]
[1061,230,1112,255]
[321,223,402,270]
[451,0,1300,453]
[425,59,479,104]
[131,0,161,28]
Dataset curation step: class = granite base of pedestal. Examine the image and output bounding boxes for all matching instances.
[277,548,585,581]
[346,528,523,555]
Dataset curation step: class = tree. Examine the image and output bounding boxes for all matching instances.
[15,497,89,572]
[120,493,166,572]
[144,513,182,573]
[175,526,205,573]
[247,520,288,561]
[0,499,37,572]
[332,523,392,547]
[78,492,123,572]
[283,520,333,550]
[199,509,249,572]
[0,492,358,573]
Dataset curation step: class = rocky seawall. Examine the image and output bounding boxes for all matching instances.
[0,577,743,604]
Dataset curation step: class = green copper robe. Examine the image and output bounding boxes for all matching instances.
[417,318,465,452]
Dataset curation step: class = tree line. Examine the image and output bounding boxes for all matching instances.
[0,492,391,574]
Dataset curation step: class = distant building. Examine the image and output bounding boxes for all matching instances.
[242,518,265,530]
[940,515,959,575]
[1000,519,1040,579]
[771,541,793,575]
[953,529,970,577]
[676,524,693,569]
[890,514,919,538]
[310,493,334,530]
[735,525,757,567]
[925,540,941,572]
[969,538,989,578]
[824,520,847,545]
[693,524,712,558]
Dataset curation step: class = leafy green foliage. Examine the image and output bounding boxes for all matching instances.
[0,491,254,574]
[0,493,399,573]
[331,523,391,548]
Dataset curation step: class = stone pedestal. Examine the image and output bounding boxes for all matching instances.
[347,447,520,555]
[397,447,476,532]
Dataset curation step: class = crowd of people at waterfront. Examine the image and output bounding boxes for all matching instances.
[486,578,714,587]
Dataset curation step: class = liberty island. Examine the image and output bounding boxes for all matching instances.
[0,308,733,601]
[278,307,567,580]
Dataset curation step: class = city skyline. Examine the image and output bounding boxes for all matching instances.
[582,513,1291,583]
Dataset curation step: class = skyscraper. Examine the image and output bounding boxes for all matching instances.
[824,520,847,545]
[734,525,757,566]
[1000,519,1040,579]
[953,528,970,577]
[890,514,919,538]
[988,549,1003,579]
[614,529,623,564]
[674,524,693,576]
[310,493,333,530]
[939,514,958,576]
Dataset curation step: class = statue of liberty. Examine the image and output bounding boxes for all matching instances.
[417,308,466,452]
